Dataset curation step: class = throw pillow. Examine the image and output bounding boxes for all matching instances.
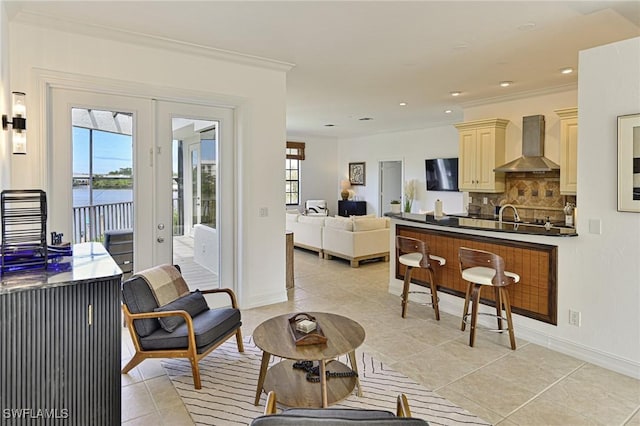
[154,290,210,333]
[325,216,353,231]
[352,217,387,232]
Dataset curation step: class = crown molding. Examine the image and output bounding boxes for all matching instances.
[12,9,295,73]
[460,83,578,108]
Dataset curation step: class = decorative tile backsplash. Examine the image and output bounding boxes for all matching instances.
[469,171,577,223]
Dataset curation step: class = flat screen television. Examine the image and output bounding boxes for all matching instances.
[425,158,459,191]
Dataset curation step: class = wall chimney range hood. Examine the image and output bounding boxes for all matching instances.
[494,115,560,173]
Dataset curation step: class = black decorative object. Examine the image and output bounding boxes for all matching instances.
[292,360,358,383]
[1,189,48,273]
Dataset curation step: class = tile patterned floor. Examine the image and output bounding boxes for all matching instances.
[122,249,640,425]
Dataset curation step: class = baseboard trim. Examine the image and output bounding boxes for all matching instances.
[242,291,287,310]
[390,280,640,379]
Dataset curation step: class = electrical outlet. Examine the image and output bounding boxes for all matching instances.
[259,207,269,217]
[569,309,581,326]
[482,197,488,205]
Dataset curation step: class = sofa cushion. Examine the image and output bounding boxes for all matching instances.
[298,215,326,226]
[286,210,300,223]
[140,307,241,352]
[154,290,210,333]
[353,217,387,232]
[325,216,353,231]
[122,276,161,337]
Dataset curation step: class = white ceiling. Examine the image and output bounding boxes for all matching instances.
[6,1,640,138]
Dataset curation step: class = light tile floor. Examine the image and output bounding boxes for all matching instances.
[122,249,640,425]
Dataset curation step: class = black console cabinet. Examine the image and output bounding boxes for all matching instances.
[338,200,367,217]
[0,243,122,426]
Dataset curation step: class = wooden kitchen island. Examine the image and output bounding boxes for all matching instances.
[391,213,566,325]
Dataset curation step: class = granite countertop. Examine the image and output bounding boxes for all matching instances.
[0,242,123,294]
[387,212,578,237]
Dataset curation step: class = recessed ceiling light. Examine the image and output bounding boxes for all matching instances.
[445,109,452,114]
[399,102,407,106]
[324,124,335,127]
[499,81,512,87]
[517,22,536,31]
[450,91,461,97]
[560,67,574,74]
[359,117,373,121]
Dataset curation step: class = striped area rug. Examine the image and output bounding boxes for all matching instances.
[163,336,489,426]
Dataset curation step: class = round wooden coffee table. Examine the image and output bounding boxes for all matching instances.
[253,312,365,408]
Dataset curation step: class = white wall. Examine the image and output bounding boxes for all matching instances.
[338,126,464,216]
[8,17,289,309]
[573,37,640,373]
[0,2,9,192]
[287,134,339,215]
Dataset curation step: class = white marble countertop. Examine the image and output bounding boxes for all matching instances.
[0,242,122,294]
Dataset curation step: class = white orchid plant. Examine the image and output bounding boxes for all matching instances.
[403,179,417,213]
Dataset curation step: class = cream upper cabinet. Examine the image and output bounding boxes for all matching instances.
[555,108,578,195]
[455,118,509,193]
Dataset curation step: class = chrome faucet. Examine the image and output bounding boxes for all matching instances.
[498,204,520,223]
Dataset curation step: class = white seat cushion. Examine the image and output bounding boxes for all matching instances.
[399,252,423,267]
[399,253,446,267]
[462,266,520,285]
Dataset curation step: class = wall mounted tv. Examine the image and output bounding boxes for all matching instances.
[425,158,459,191]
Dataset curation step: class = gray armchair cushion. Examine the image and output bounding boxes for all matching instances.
[281,409,395,419]
[140,307,241,352]
[154,290,209,332]
[251,414,428,425]
[122,276,161,337]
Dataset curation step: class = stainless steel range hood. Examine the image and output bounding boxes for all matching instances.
[494,115,560,173]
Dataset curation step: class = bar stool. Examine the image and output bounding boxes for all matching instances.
[396,236,446,320]
[458,247,520,350]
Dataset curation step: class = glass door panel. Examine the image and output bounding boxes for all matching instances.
[156,101,233,294]
[167,116,219,290]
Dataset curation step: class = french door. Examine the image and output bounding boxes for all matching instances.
[50,89,234,284]
[155,101,234,289]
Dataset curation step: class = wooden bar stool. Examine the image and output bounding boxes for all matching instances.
[396,236,446,320]
[458,247,520,350]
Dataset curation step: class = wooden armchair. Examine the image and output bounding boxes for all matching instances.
[121,268,244,389]
[251,391,429,425]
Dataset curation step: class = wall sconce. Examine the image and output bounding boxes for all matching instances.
[2,92,27,155]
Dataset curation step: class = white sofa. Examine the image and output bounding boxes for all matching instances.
[322,216,390,267]
[286,211,390,267]
[286,212,325,257]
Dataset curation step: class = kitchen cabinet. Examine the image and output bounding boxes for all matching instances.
[555,107,578,195]
[338,200,367,217]
[455,118,509,192]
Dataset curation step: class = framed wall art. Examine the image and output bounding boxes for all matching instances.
[617,113,640,212]
[349,162,366,186]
